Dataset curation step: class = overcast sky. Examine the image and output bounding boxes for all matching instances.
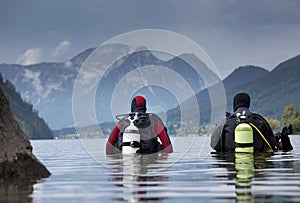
[1,0,300,78]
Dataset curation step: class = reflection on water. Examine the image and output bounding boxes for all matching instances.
[107,153,169,202]
[212,152,273,202]
[235,153,254,202]
[1,136,300,202]
[0,180,34,203]
[211,136,300,203]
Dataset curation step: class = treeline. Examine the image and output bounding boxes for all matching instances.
[266,103,300,133]
[0,74,53,139]
[53,122,114,139]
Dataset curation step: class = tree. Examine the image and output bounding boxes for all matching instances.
[281,104,300,132]
[265,117,280,130]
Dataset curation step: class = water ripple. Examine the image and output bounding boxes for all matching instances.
[17,136,299,202]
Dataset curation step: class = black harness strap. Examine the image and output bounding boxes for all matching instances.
[234,142,254,148]
[121,141,141,148]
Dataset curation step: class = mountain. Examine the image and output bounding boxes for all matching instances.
[166,65,269,133]
[0,47,96,131]
[222,65,269,91]
[94,48,220,125]
[3,42,297,134]
[0,44,219,130]
[0,63,75,130]
[166,55,300,133]
[0,74,53,139]
[227,55,300,119]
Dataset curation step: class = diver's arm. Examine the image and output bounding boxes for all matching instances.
[157,122,173,153]
[210,119,226,151]
[106,124,120,155]
[280,124,293,151]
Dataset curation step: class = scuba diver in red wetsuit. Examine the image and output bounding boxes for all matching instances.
[106,95,173,155]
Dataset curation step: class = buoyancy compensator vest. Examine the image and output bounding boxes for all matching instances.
[216,111,275,153]
[116,113,163,154]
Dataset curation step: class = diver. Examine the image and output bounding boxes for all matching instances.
[106,95,173,155]
[211,92,293,153]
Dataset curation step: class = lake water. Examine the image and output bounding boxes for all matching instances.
[1,135,300,203]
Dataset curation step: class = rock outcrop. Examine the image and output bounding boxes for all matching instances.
[0,87,50,180]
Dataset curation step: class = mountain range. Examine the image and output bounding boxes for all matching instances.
[227,55,300,119]
[167,55,300,133]
[0,44,219,130]
[0,44,299,136]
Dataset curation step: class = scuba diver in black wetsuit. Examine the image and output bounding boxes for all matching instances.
[211,92,293,153]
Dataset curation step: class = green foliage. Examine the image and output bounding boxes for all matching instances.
[265,117,280,130]
[0,74,53,139]
[281,103,300,132]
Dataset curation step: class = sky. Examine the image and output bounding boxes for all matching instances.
[1,0,300,78]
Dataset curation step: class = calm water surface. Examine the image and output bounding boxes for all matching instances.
[2,136,300,202]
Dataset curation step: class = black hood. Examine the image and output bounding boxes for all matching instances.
[233,92,250,112]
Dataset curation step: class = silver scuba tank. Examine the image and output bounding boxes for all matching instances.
[122,113,141,154]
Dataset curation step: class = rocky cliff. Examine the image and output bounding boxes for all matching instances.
[0,87,50,180]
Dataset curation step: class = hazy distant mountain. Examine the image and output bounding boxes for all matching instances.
[0,62,76,130]
[0,44,218,130]
[95,48,221,125]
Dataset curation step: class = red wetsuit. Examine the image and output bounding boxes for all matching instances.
[106,96,173,154]
[106,119,173,154]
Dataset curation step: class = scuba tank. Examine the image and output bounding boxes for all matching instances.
[122,113,141,154]
[234,113,254,153]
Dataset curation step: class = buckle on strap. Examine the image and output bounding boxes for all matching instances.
[130,141,140,148]
[122,141,141,148]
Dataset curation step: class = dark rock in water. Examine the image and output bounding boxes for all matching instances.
[0,87,50,180]
[0,180,34,202]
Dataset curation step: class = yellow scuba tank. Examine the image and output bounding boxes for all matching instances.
[234,114,254,153]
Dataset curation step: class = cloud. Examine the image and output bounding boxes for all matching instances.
[17,48,43,65]
[64,61,73,68]
[22,69,43,104]
[4,1,299,79]
[51,40,71,57]
[22,68,64,105]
